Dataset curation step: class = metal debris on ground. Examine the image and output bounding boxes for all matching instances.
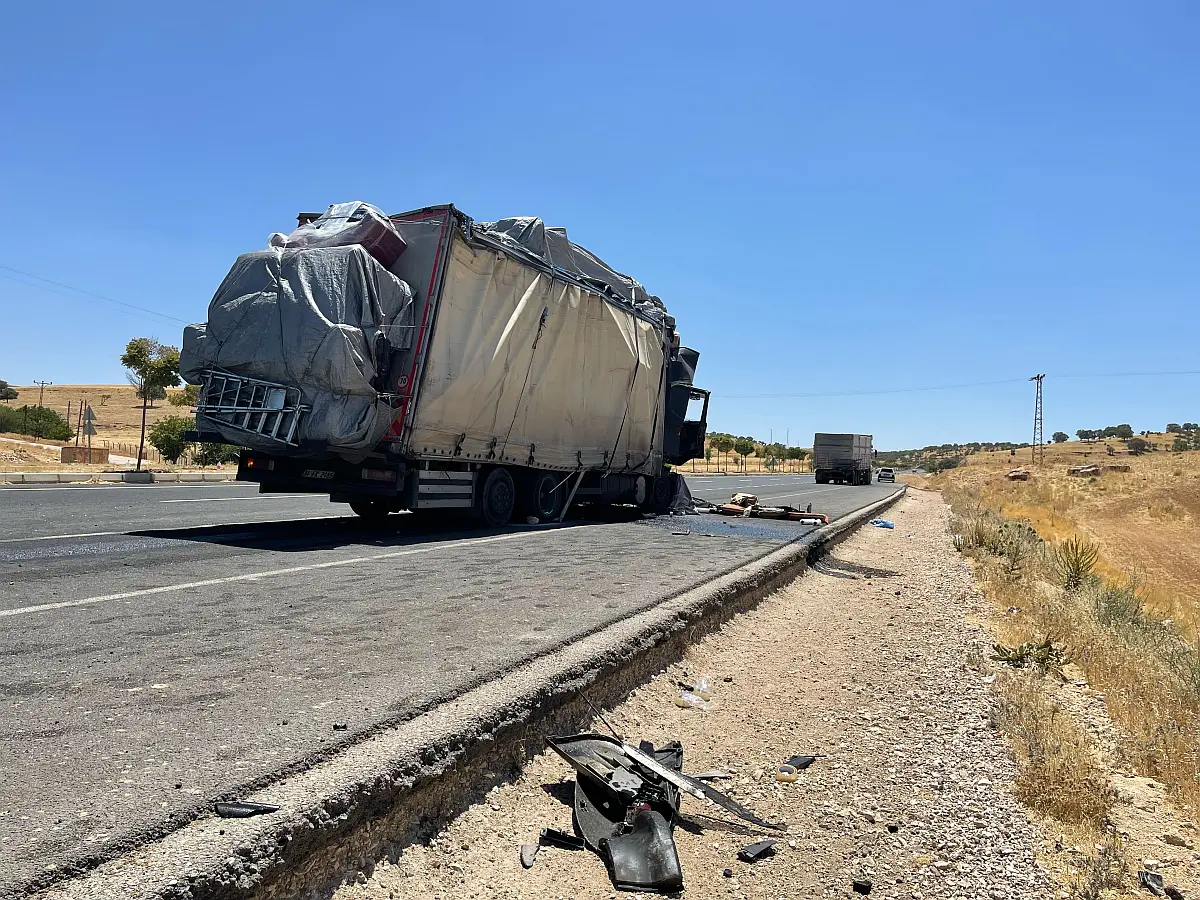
[539,827,587,850]
[689,769,732,781]
[736,839,777,862]
[214,801,281,818]
[543,730,786,892]
[1139,870,1166,896]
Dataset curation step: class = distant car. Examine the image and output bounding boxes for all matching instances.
[877,467,895,483]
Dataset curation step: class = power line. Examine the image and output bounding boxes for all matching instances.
[724,378,1029,400]
[724,370,1200,400]
[0,264,188,326]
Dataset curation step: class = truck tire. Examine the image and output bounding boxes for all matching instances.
[646,472,674,514]
[526,471,564,521]
[479,467,516,528]
[349,498,392,522]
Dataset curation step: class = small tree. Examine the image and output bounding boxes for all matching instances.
[1052,431,1068,443]
[148,415,195,464]
[1174,436,1190,452]
[733,438,755,472]
[133,382,168,406]
[1115,424,1134,439]
[1167,423,1183,433]
[121,338,181,471]
[169,384,200,407]
[710,435,734,471]
[1127,437,1148,455]
[0,380,17,403]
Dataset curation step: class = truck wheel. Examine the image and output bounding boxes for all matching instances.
[480,467,516,527]
[646,473,674,514]
[526,471,564,521]
[349,498,392,522]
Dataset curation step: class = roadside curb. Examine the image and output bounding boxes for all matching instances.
[0,471,236,484]
[37,487,907,900]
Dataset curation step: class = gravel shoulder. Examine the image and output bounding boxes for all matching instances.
[338,489,1053,900]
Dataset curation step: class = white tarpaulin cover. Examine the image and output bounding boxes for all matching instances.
[180,245,414,453]
[407,234,666,473]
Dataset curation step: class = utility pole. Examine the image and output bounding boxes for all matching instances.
[1030,374,1045,466]
[32,381,52,439]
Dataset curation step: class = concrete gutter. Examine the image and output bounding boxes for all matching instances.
[0,471,236,484]
[38,487,906,900]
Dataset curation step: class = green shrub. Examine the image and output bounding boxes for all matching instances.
[0,404,73,440]
[1051,537,1099,591]
[148,415,195,464]
[193,442,241,466]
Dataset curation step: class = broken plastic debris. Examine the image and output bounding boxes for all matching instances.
[539,827,586,850]
[869,519,895,529]
[214,801,281,818]
[852,877,873,894]
[777,754,822,783]
[1139,870,1165,896]
[784,755,822,770]
[737,839,777,862]
[674,692,712,711]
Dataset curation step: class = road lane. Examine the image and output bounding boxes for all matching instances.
[0,474,899,893]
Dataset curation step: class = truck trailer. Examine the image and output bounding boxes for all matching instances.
[812,433,874,485]
[180,202,710,526]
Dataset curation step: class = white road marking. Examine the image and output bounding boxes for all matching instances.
[0,483,250,492]
[0,514,355,545]
[0,531,532,619]
[158,496,307,504]
[0,531,123,544]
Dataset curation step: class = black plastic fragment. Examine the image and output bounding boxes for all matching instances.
[852,878,873,894]
[602,808,683,892]
[737,839,777,862]
[214,801,280,818]
[784,755,823,770]
[540,827,586,850]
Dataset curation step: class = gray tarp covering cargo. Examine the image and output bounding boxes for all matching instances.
[180,244,414,452]
[182,203,677,476]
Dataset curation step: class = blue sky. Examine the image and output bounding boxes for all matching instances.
[1,2,1196,449]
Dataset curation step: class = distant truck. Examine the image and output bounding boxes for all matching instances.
[812,433,874,485]
[180,202,710,526]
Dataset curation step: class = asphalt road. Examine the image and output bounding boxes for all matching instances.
[0,475,898,893]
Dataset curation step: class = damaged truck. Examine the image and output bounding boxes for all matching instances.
[180,202,710,526]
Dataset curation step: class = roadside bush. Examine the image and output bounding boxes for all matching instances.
[168,384,199,407]
[1089,579,1145,628]
[1050,537,1099,591]
[148,415,195,464]
[193,442,241,466]
[0,404,73,440]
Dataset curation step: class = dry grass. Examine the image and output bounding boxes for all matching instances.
[934,442,1200,630]
[992,672,1115,828]
[948,489,1200,817]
